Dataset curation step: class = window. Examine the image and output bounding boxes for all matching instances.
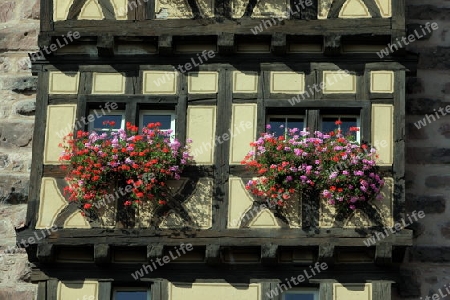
[139,110,175,133]
[321,115,360,142]
[267,115,305,137]
[88,110,125,133]
[113,288,151,300]
[283,289,319,300]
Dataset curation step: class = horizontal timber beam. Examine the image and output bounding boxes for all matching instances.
[49,18,393,36]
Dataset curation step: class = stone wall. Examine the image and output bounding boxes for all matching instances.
[0,0,39,298]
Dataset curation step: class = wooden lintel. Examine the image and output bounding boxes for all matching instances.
[217,33,235,55]
[205,244,221,265]
[318,243,335,265]
[158,35,173,55]
[375,242,392,265]
[147,244,164,262]
[323,35,342,56]
[94,244,111,265]
[261,244,278,265]
[37,244,54,263]
[271,33,286,55]
[97,34,115,57]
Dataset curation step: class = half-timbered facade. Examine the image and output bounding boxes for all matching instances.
[18,0,418,299]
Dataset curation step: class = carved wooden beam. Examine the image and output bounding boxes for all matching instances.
[158,35,173,55]
[97,34,115,57]
[319,243,335,265]
[375,242,392,265]
[323,35,342,56]
[206,244,221,265]
[94,244,111,265]
[261,244,278,265]
[37,244,54,263]
[271,33,287,55]
[218,33,235,55]
[147,244,164,262]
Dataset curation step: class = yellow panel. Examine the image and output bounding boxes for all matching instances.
[371,104,394,166]
[232,0,288,18]
[58,281,98,300]
[339,0,371,18]
[53,0,73,21]
[188,72,218,94]
[334,283,372,300]
[78,0,104,20]
[375,0,391,17]
[323,71,356,94]
[155,0,214,18]
[64,210,91,228]
[49,72,80,94]
[228,177,254,229]
[270,71,305,93]
[229,104,257,164]
[111,0,128,20]
[233,72,258,93]
[370,71,394,93]
[36,178,68,229]
[143,71,178,94]
[318,0,333,19]
[169,283,260,300]
[249,209,280,228]
[182,178,214,229]
[92,73,125,94]
[44,104,77,164]
[187,106,216,164]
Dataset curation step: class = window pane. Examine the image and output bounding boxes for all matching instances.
[93,114,123,130]
[284,294,315,300]
[340,117,357,136]
[268,118,286,137]
[142,115,172,130]
[322,117,337,134]
[115,291,148,300]
[287,118,304,131]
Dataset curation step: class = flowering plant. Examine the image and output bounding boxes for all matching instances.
[241,121,385,211]
[59,121,192,217]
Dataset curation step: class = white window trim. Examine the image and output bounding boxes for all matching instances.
[112,287,151,300]
[282,288,319,300]
[87,110,125,132]
[139,110,176,132]
[266,114,306,132]
[321,114,361,143]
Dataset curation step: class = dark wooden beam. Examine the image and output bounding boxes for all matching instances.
[97,34,115,57]
[67,0,88,20]
[363,0,382,18]
[50,17,393,36]
[147,244,164,262]
[217,33,235,55]
[37,244,54,263]
[271,33,286,55]
[158,35,173,55]
[98,0,116,20]
[94,244,111,265]
[205,244,221,265]
[323,35,342,56]
[318,243,335,265]
[243,0,258,17]
[291,0,318,20]
[40,0,53,31]
[261,244,278,266]
[185,0,204,19]
[327,0,347,18]
[372,281,392,300]
[375,243,392,265]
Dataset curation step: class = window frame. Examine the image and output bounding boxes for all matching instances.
[320,114,361,142]
[138,109,176,133]
[112,287,151,300]
[87,109,126,133]
[282,288,320,300]
[266,114,306,136]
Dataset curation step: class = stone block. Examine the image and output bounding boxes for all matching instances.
[0,1,16,23]
[0,120,34,148]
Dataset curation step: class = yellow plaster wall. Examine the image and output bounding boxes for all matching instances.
[334,283,372,300]
[370,71,394,93]
[229,104,257,164]
[36,178,68,229]
[372,104,394,166]
[49,72,80,94]
[143,70,178,94]
[44,104,77,164]
[169,283,260,300]
[92,72,126,94]
[58,281,99,300]
[187,106,216,164]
